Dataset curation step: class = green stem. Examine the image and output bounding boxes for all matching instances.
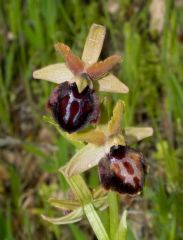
[108,192,119,239]
[62,173,110,240]
[84,203,109,240]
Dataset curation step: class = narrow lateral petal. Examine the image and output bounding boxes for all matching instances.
[55,43,84,75]
[87,55,121,79]
[33,63,74,84]
[82,23,106,65]
[97,74,129,93]
[63,144,105,176]
[124,127,154,144]
[108,100,125,136]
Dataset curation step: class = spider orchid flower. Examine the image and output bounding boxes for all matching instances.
[62,100,153,194]
[33,24,129,133]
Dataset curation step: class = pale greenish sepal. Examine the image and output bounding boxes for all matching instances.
[62,144,105,177]
[69,129,106,145]
[124,127,153,144]
[97,74,129,93]
[107,100,125,136]
[82,23,106,65]
[33,63,73,84]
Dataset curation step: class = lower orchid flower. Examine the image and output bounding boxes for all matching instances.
[62,100,153,195]
[98,145,146,195]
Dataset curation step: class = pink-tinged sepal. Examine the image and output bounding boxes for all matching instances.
[86,55,121,80]
[55,43,85,76]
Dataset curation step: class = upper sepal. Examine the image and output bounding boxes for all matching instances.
[82,23,106,65]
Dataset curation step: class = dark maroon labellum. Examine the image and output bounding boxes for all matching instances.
[47,81,99,133]
[98,145,146,195]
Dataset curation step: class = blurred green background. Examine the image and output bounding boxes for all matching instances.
[0,0,183,239]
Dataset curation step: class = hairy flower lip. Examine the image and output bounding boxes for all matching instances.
[98,145,146,195]
[47,81,100,133]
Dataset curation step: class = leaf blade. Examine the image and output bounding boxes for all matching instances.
[41,208,83,225]
[48,198,80,211]
[115,210,127,240]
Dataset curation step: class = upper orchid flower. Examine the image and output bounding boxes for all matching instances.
[33,24,129,133]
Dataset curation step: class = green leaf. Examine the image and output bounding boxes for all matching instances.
[115,210,127,240]
[93,186,108,199]
[41,208,83,225]
[48,198,80,211]
[93,197,108,211]
[69,224,87,240]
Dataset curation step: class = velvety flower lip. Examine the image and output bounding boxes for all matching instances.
[47,81,99,133]
[33,23,129,94]
[98,145,146,195]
